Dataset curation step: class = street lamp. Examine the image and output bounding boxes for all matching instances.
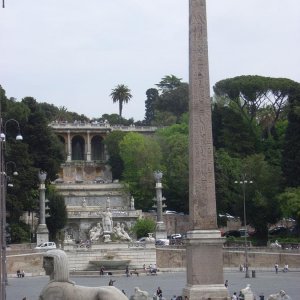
[235,175,253,278]
[0,118,23,300]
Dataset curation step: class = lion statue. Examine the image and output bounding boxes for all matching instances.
[267,290,291,300]
[39,249,128,300]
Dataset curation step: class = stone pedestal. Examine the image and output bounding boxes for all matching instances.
[155,221,167,240]
[36,224,49,245]
[183,230,229,300]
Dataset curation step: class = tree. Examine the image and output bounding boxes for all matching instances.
[131,218,156,239]
[144,88,159,125]
[155,75,183,93]
[104,130,127,180]
[156,120,189,213]
[110,84,132,117]
[213,75,299,130]
[278,188,300,228]
[46,186,68,242]
[119,132,162,210]
[282,86,300,187]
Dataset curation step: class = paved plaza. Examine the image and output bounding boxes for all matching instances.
[6,270,300,300]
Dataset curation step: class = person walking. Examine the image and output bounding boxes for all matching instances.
[231,292,238,300]
[224,280,228,288]
[274,263,279,274]
[125,265,130,277]
[156,287,163,299]
[108,279,115,286]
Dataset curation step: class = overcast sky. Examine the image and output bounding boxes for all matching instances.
[1,0,299,121]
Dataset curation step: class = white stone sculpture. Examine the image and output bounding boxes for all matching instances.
[101,207,113,233]
[39,249,128,300]
[267,290,291,300]
[241,284,255,300]
[113,222,131,241]
[130,196,135,210]
[89,223,103,241]
[270,240,282,249]
[129,287,152,300]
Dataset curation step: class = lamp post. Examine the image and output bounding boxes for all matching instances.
[0,118,23,300]
[235,175,253,278]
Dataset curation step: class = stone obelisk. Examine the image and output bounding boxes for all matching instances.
[183,1,229,299]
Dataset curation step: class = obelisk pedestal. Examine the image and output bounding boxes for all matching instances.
[183,1,229,299]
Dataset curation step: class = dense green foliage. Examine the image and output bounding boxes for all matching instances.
[46,186,68,241]
[1,73,300,245]
[131,218,156,239]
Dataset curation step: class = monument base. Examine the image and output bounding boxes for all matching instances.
[155,221,167,239]
[183,230,229,300]
[36,224,49,245]
[183,284,230,300]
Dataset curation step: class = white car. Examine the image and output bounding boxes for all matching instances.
[35,242,57,250]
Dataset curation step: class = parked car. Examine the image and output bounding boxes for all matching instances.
[268,226,289,236]
[35,242,57,250]
[171,233,182,239]
[222,230,241,238]
[155,239,170,246]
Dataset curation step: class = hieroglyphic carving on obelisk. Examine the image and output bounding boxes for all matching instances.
[189,0,217,230]
[183,1,230,298]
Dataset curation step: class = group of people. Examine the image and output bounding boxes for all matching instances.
[16,269,25,278]
[275,263,289,273]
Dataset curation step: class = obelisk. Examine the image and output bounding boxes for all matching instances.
[183,1,229,299]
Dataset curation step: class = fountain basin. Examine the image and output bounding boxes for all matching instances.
[89,260,131,270]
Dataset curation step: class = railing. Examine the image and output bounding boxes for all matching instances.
[49,121,159,132]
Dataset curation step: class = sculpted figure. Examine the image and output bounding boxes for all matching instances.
[39,249,128,300]
[112,223,131,241]
[129,287,152,300]
[268,290,291,300]
[101,207,113,232]
[89,223,103,241]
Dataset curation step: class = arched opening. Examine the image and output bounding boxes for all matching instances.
[91,135,105,161]
[72,135,85,160]
[57,135,67,160]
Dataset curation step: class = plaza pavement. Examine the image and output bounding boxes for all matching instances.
[6,269,300,300]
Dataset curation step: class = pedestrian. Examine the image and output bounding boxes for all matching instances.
[274,264,279,274]
[100,266,104,276]
[171,295,177,300]
[108,279,115,286]
[238,291,244,300]
[125,265,130,277]
[231,292,237,300]
[17,270,21,278]
[21,270,25,278]
[283,263,288,272]
[156,286,163,298]
[224,280,228,288]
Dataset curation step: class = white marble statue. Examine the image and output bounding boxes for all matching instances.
[101,207,113,232]
[39,249,128,300]
[89,223,103,241]
[267,290,291,300]
[129,287,152,300]
[112,222,131,241]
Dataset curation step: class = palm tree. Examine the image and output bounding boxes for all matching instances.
[110,84,132,117]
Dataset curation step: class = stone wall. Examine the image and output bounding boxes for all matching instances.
[156,247,300,269]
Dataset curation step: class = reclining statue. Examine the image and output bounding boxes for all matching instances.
[39,249,128,300]
[267,290,291,300]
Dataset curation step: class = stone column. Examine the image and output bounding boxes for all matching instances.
[154,171,167,240]
[67,130,71,161]
[86,130,91,161]
[36,171,49,245]
[183,1,229,299]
